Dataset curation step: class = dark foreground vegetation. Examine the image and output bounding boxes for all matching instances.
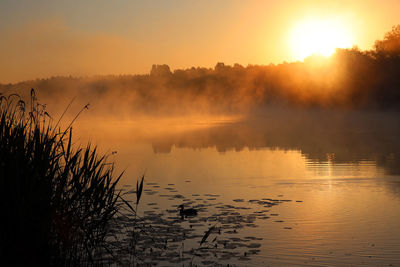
[1,26,400,116]
[0,90,123,265]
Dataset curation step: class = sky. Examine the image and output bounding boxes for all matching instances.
[0,0,399,83]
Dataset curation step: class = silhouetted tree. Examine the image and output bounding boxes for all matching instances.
[374,25,400,56]
[150,64,171,76]
[2,25,400,113]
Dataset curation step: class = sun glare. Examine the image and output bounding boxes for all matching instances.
[289,18,353,61]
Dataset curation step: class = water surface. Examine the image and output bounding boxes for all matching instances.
[75,110,400,266]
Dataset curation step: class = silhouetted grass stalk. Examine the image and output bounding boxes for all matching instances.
[0,90,122,266]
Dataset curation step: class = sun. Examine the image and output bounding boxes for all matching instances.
[289,18,353,61]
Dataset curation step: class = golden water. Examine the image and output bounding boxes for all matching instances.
[74,111,400,266]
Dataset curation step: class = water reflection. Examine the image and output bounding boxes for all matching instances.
[150,110,400,176]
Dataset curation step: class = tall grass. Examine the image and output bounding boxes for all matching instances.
[0,90,122,266]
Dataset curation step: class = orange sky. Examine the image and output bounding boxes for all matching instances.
[0,0,399,83]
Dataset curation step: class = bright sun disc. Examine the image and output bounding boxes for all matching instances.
[289,18,353,61]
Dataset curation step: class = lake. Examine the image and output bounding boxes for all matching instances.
[74,108,400,266]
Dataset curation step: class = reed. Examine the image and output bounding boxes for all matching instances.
[0,90,122,266]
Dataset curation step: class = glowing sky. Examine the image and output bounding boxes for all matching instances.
[0,0,399,83]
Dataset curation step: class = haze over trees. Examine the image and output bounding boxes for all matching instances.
[1,26,400,117]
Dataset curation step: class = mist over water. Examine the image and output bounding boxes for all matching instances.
[2,41,400,119]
